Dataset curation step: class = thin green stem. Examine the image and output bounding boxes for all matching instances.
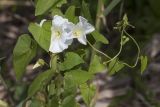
[87,41,111,59]
[104,30,124,63]
[88,29,140,68]
[120,30,140,68]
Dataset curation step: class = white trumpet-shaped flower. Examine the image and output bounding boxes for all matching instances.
[49,15,72,53]
[66,16,95,45]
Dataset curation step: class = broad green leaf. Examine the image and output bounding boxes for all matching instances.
[28,69,53,97]
[62,95,76,107]
[80,83,96,106]
[35,0,67,16]
[91,31,109,44]
[35,0,55,16]
[65,6,76,22]
[140,56,148,73]
[51,8,64,16]
[59,52,84,71]
[108,58,124,75]
[47,96,59,107]
[89,55,105,74]
[28,22,51,52]
[104,0,121,16]
[56,0,67,7]
[63,76,77,97]
[64,69,93,85]
[81,0,93,23]
[48,82,56,96]
[13,34,37,80]
[42,21,52,30]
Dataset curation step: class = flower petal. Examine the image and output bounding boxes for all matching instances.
[77,35,87,45]
[79,16,95,34]
[49,39,68,53]
[52,15,68,27]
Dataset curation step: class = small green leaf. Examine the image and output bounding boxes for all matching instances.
[91,31,109,44]
[63,76,77,97]
[59,52,84,71]
[80,83,96,106]
[108,58,124,75]
[48,82,56,96]
[35,0,67,16]
[140,56,148,73]
[13,34,37,80]
[51,8,64,16]
[28,22,51,52]
[65,6,76,22]
[89,55,105,74]
[64,69,93,85]
[28,69,53,97]
[81,0,93,23]
[47,96,59,107]
[62,95,76,107]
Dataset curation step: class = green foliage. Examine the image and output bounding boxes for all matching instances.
[140,56,148,73]
[108,59,124,75]
[59,52,84,71]
[64,69,93,85]
[35,0,67,16]
[28,22,51,52]
[61,95,76,107]
[51,8,64,16]
[28,69,53,97]
[65,6,76,23]
[13,34,37,80]
[80,83,96,106]
[89,55,105,74]
[47,96,59,107]
[91,30,109,44]
[12,0,147,106]
[81,0,93,23]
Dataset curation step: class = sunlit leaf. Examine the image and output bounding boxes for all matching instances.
[28,69,53,97]
[140,56,148,73]
[89,55,105,74]
[81,0,92,23]
[59,52,84,71]
[51,8,64,16]
[91,31,109,44]
[65,6,76,22]
[35,0,67,16]
[28,22,51,52]
[13,34,37,80]
[62,95,76,107]
[108,58,124,75]
[64,69,93,85]
[80,83,96,106]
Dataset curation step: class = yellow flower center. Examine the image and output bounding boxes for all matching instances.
[54,30,61,38]
[73,30,82,37]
